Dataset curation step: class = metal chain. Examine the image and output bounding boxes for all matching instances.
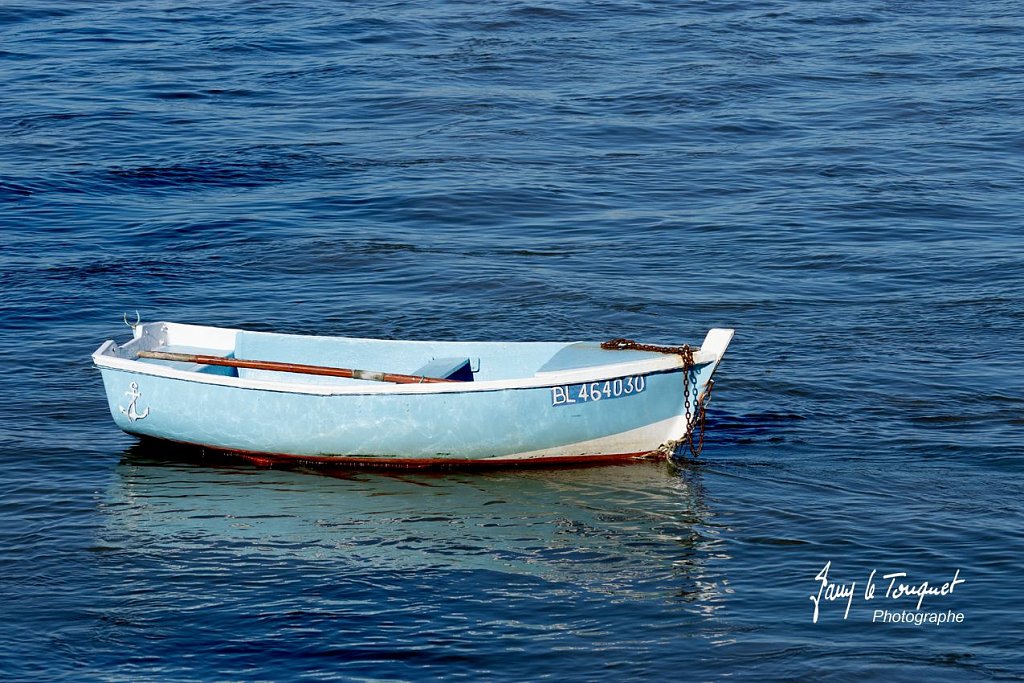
[600,337,710,458]
[689,378,713,458]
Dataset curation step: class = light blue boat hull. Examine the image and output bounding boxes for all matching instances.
[95,322,733,467]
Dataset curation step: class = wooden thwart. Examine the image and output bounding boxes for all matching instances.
[137,350,458,384]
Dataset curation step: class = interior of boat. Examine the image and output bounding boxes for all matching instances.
[125,322,668,386]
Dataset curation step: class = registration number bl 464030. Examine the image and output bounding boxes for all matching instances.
[550,375,647,406]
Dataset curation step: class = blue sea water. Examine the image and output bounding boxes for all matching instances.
[1,0,1023,680]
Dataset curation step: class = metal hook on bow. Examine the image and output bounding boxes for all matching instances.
[123,310,141,331]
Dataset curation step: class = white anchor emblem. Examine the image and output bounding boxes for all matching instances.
[119,382,150,422]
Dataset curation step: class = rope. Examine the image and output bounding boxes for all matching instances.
[600,337,708,458]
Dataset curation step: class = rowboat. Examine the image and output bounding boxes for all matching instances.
[93,319,734,469]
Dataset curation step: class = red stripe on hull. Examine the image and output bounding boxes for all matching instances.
[131,434,664,471]
[238,450,661,471]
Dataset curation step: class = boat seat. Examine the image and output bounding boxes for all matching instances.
[232,331,475,386]
[410,357,474,382]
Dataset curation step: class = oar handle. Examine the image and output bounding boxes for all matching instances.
[136,350,458,384]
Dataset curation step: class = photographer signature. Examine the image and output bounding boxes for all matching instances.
[809,561,965,623]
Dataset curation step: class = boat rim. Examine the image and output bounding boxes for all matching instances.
[92,323,732,397]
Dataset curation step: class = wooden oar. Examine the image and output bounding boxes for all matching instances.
[136,350,458,384]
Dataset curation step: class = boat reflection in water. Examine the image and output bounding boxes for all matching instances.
[101,440,729,607]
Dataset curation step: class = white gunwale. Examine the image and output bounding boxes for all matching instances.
[92,323,732,398]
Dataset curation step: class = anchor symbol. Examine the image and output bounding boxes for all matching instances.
[119,382,150,422]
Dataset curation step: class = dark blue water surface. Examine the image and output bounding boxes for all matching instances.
[2,1,1023,680]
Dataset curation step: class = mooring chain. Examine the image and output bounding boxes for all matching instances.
[600,337,709,458]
